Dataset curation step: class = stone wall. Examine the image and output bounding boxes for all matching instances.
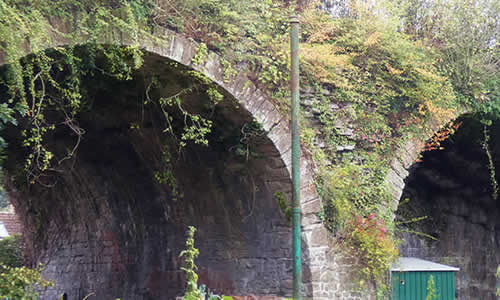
[0,14,399,300]
[4,61,296,299]
[396,117,500,300]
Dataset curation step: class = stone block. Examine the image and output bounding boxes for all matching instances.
[310,226,328,247]
[302,198,321,214]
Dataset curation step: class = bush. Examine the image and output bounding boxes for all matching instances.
[0,235,53,299]
[0,234,23,267]
[0,264,53,299]
[342,213,399,290]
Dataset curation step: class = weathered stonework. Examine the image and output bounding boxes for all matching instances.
[0,27,343,300]
[395,117,500,300]
[385,109,464,210]
[0,11,469,300]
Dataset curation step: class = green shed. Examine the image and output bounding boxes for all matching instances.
[391,257,459,300]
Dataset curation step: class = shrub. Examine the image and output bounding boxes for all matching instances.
[0,234,23,267]
[0,264,53,299]
[342,213,399,290]
[0,234,53,299]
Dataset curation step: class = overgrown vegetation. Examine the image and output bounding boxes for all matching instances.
[0,0,148,184]
[0,264,52,299]
[179,226,226,300]
[179,226,203,300]
[0,231,52,299]
[0,234,23,268]
[0,0,498,293]
[342,213,398,292]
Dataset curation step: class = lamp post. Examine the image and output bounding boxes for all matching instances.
[290,15,302,300]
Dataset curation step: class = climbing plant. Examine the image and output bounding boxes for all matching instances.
[0,0,149,184]
[0,0,497,293]
[0,0,229,189]
[342,213,398,291]
[482,124,499,201]
[179,226,202,300]
[425,275,439,300]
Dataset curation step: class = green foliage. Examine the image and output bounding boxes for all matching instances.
[496,265,500,297]
[220,58,237,83]
[151,0,293,105]
[274,192,291,222]
[147,68,223,152]
[158,93,213,148]
[342,213,399,291]
[180,226,202,300]
[297,8,457,271]
[396,0,500,119]
[143,67,229,200]
[179,227,230,300]
[0,0,150,183]
[0,264,53,299]
[0,235,23,268]
[482,124,498,200]
[0,0,227,186]
[154,143,182,201]
[425,275,439,300]
[192,43,209,66]
[318,153,392,232]
[0,0,496,294]
[302,6,457,138]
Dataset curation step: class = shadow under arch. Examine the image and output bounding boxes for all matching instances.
[393,114,500,300]
[0,29,325,299]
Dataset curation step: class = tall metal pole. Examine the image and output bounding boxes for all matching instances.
[290,15,302,300]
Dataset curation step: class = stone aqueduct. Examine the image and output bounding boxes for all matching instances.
[0,22,495,300]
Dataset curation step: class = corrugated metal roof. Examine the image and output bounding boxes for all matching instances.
[391,257,459,272]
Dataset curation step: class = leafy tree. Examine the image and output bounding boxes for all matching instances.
[396,0,500,117]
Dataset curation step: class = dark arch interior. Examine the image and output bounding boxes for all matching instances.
[396,115,500,300]
[0,50,293,299]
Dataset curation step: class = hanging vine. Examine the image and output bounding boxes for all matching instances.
[482,124,498,201]
[0,0,150,184]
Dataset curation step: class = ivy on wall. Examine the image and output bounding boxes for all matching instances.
[0,0,148,183]
[0,0,498,291]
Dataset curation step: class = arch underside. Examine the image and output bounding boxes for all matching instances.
[395,116,500,300]
[0,45,321,299]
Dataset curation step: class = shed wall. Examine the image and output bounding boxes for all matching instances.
[392,271,456,300]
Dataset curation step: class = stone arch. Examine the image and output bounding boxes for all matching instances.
[0,27,329,299]
[389,113,500,300]
[385,112,464,210]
